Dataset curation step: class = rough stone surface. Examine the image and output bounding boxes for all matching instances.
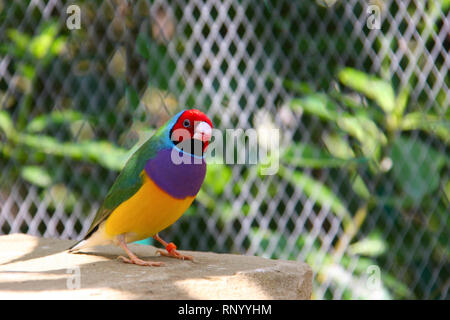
[0,234,312,299]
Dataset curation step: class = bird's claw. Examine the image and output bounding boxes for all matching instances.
[117,255,164,267]
[156,249,194,261]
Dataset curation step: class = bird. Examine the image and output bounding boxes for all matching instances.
[68,109,213,266]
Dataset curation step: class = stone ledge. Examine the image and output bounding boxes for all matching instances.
[0,233,312,299]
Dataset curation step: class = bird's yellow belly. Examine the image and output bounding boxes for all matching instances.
[103,171,195,242]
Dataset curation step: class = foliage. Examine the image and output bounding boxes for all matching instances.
[273,68,449,299]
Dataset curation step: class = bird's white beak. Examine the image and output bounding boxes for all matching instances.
[193,121,212,142]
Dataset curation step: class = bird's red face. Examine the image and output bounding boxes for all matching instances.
[170,109,213,155]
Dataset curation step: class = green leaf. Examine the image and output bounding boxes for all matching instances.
[339,68,396,114]
[17,133,128,171]
[321,262,392,299]
[390,136,447,202]
[445,180,450,203]
[18,63,36,80]
[290,93,339,121]
[218,203,237,225]
[381,272,414,298]
[29,22,59,59]
[26,110,85,133]
[0,90,15,109]
[279,166,351,222]
[136,33,151,59]
[400,112,450,145]
[78,141,130,171]
[337,114,386,160]
[203,163,232,195]
[322,133,355,159]
[338,114,387,144]
[126,86,140,111]
[50,36,67,56]
[394,87,410,118]
[283,142,365,168]
[70,120,95,141]
[282,78,314,95]
[0,111,14,137]
[331,91,364,110]
[4,22,66,62]
[352,174,371,200]
[337,255,412,298]
[195,189,216,210]
[21,166,53,187]
[349,232,387,257]
[6,29,30,54]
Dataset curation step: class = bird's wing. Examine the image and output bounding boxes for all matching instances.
[83,137,162,239]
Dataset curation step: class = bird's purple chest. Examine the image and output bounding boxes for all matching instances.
[144,149,207,199]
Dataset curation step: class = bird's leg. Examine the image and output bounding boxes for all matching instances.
[116,235,164,267]
[153,233,194,261]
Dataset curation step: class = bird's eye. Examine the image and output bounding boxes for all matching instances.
[183,119,191,128]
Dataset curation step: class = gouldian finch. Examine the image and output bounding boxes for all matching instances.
[68,109,213,266]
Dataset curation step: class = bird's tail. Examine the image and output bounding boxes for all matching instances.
[66,223,110,253]
[67,239,87,253]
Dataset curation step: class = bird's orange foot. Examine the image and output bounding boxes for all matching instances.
[117,255,164,267]
[156,242,194,261]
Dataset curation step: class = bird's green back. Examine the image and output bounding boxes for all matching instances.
[83,122,170,239]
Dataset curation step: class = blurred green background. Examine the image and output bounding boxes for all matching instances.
[0,0,448,299]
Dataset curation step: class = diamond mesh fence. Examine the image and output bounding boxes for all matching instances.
[0,0,448,299]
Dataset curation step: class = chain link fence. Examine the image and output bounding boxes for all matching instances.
[0,0,448,299]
